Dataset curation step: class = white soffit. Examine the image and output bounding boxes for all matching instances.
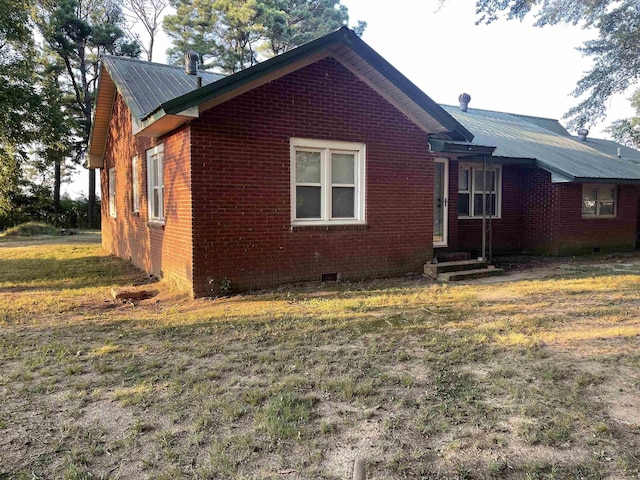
[331,44,450,136]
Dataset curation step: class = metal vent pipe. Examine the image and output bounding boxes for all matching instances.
[185,51,199,75]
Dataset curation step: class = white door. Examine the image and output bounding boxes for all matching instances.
[433,158,449,247]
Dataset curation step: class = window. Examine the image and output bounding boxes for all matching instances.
[108,168,116,218]
[146,145,164,222]
[291,138,365,225]
[131,155,140,213]
[582,185,616,217]
[458,164,502,218]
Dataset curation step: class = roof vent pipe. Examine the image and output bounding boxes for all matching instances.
[185,51,199,75]
[578,128,589,141]
[458,93,471,112]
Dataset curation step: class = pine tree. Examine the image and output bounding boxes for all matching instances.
[33,0,140,227]
[163,0,366,73]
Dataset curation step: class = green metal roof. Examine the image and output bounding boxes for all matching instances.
[101,55,225,120]
[441,105,640,182]
[509,113,571,137]
[572,136,640,163]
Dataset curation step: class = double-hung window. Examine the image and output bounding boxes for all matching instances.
[146,145,164,223]
[458,163,502,218]
[291,138,365,225]
[108,168,116,218]
[131,155,140,213]
[582,185,616,217]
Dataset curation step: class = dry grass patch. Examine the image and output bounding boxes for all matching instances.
[1,236,640,479]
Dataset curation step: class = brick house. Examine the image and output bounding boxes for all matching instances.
[432,105,640,257]
[88,27,640,296]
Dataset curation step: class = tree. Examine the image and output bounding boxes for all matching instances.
[33,57,83,214]
[468,0,640,131]
[33,0,140,227]
[123,0,169,61]
[0,0,40,214]
[257,0,366,55]
[164,0,263,72]
[163,0,366,73]
[608,90,640,148]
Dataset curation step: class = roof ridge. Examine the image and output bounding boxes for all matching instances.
[440,103,561,122]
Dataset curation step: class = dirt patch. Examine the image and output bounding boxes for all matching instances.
[3,239,640,478]
[601,366,640,428]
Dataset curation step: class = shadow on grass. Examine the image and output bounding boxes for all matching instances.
[0,255,147,291]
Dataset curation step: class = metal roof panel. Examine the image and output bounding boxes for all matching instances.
[102,56,225,119]
[441,105,640,181]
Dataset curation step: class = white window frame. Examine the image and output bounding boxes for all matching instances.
[582,184,617,218]
[146,144,164,223]
[108,167,116,218]
[131,155,140,213]
[458,163,502,219]
[290,138,366,226]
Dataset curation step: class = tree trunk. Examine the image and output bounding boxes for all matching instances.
[148,34,154,61]
[53,156,61,214]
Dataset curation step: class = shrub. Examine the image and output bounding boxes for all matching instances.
[1,222,60,237]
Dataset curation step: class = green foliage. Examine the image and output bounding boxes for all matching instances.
[472,0,611,27]
[607,89,640,148]
[0,0,31,44]
[0,194,99,231]
[163,0,366,73]
[565,1,640,130]
[258,0,366,55]
[0,0,39,215]
[220,277,232,294]
[470,0,640,131]
[0,149,21,215]
[33,0,140,228]
[0,222,61,237]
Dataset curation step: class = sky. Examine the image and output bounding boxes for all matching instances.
[64,0,636,197]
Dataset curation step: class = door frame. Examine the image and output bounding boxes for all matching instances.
[433,157,449,248]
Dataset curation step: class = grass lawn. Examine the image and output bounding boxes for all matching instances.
[1,235,639,479]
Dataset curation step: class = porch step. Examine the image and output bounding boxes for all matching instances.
[435,252,471,263]
[437,266,504,282]
[424,259,487,278]
[424,259,503,282]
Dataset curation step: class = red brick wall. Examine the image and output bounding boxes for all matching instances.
[456,164,525,254]
[189,57,434,295]
[100,93,194,293]
[521,168,559,254]
[446,164,637,256]
[552,183,638,255]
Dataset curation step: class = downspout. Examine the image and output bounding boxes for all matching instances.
[488,155,493,264]
[481,154,487,262]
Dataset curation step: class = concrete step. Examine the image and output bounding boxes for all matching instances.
[424,259,487,278]
[435,251,471,262]
[437,266,504,282]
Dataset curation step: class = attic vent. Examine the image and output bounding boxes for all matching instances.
[459,93,471,112]
[578,128,589,141]
[184,51,199,75]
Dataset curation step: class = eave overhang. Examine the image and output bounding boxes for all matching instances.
[428,138,496,156]
[87,64,116,169]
